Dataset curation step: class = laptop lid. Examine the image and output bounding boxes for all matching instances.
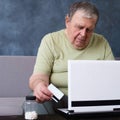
[68,60,120,113]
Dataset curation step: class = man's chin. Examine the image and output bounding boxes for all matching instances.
[74,45,86,50]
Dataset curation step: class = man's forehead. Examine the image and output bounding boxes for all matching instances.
[72,10,97,20]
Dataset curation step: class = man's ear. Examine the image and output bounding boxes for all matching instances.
[65,14,70,27]
[65,14,70,22]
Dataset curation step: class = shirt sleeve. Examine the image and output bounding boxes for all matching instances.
[33,34,54,75]
[103,37,115,60]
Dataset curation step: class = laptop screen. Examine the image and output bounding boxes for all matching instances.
[68,60,120,113]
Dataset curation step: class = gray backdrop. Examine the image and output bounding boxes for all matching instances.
[0,0,120,57]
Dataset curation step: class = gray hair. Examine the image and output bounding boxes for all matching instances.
[68,1,99,21]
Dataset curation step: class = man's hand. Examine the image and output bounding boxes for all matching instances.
[29,73,52,103]
[33,81,53,103]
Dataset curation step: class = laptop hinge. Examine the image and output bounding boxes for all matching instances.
[67,110,74,113]
[113,108,120,111]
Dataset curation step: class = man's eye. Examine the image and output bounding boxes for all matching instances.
[87,29,94,33]
[75,25,83,30]
[78,26,84,30]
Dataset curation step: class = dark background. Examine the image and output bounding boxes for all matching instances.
[0,0,120,57]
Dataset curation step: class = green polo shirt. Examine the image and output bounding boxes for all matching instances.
[33,29,114,95]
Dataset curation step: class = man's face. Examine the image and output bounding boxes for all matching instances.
[65,10,97,49]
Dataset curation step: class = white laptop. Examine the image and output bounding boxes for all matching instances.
[57,60,120,117]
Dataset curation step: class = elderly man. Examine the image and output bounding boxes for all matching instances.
[29,1,114,114]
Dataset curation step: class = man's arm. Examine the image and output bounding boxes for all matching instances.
[29,73,53,103]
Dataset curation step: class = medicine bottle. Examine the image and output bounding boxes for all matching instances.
[24,96,38,120]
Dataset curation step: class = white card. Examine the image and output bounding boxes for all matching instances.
[48,84,64,102]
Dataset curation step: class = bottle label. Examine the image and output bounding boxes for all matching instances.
[25,111,38,120]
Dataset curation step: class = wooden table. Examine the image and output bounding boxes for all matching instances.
[0,114,120,120]
[0,115,66,120]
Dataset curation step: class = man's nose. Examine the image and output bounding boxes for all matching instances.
[80,29,87,37]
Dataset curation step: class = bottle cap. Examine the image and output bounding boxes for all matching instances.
[26,96,36,100]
